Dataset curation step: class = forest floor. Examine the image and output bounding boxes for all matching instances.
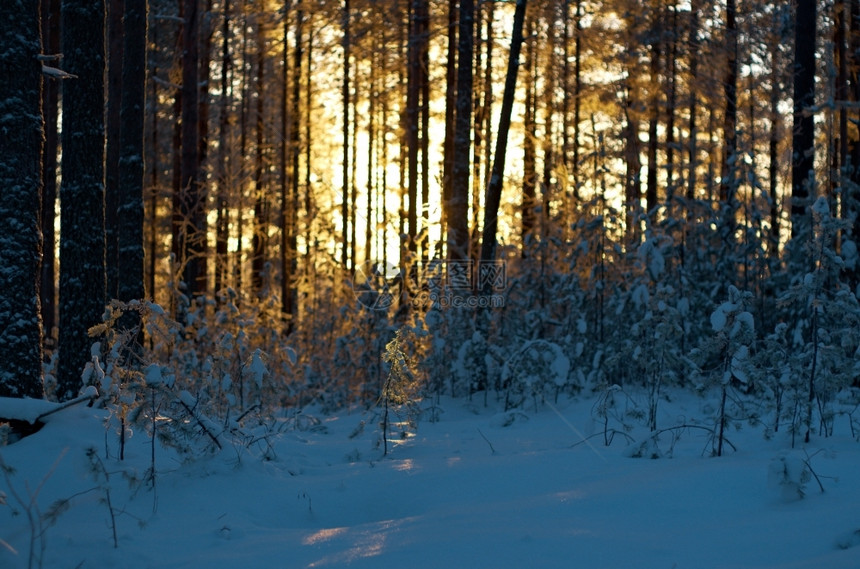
[1,390,860,569]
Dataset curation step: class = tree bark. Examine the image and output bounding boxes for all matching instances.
[480,0,527,268]
[449,0,475,262]
[0,0,45,398]
[116,0,148,312]
[791,0,816,241]
[105,0,124,301]
[522,14,537,249]
[442,0,458,256]
[342,0,352,270]
[719,0,738,236]
[180,0,205,297]
[59,0,107,400]
[40,0,60,346]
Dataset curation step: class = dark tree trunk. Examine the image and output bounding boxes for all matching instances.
[522,14,536,249]
[59,0,107,401]
[0,0,45,398]
[449,0,475,261]
[624,90,642,245]
[719,0,738,235]
[791,0,816,240]
[342,0,352,269]
[686,0,699,206]
[251,21,266,295]
[481,0,527,267]
[40,0,60,346]
[214,0,231,295]
[645,27,661,219]
[665,3,678,199]
[116,0,148,313]
[105,0,124,301]
[419,0,430,261]
[769,7,783,250]
[180,0,205,296]
[442,0,457,255]
[286,7,302,326]
[406,0,420,256]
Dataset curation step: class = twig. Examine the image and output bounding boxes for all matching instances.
[477,428,496,455]
[178,399,223,450]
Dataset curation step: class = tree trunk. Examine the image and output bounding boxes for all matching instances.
[251,20,267,296]
[105,0,124,301]
[40,0,60,346]
[0,0,45,398]
[406,0,421,257]
[665,3,678,200]
[686,0,699,206]
[791,0,816,241]
[442,0,458,256]
[522,14,536,250]
[214,0,231,295]
[59,0,107,401]
[116,0,148,314]
[279,4,291,318]
[719,0,738,230]
[180,0,205,296]
[449,0,475,262]
[342,0,352,270]
[480,0,527,267]
[645,27,661,219]
[287,7,302,326]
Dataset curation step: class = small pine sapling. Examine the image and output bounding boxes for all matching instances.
[379,327,423,456]
[694,285,755,456]
[501,340,570,411]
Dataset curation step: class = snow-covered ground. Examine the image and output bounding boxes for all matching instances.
[1,392,859,569]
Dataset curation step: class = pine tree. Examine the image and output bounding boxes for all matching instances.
[0,0,45,398]
[58,0,107,401]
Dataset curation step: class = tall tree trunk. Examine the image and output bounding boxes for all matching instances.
[406,0,421,257]
[450,0,475,261]
[342,0,352,270]
[522,14,536,250]
[481,0,527,267]
[287,7,302,326]
[59,0,107,401]
[116,0,148,313]
[148,33,159,303]
[665,3,678,200]
[279,4,290,318]
[719,0,739,236]
[105,0,124,301]
[305,20,314,261]
[624,86,642,245]
[0,0,45,398]
[645,26,661,219]
[366,45,376,264]
[686,0,699,206]
[236,0,248,293]
[40,0,60,347]
[419,0,430,261]
[180,0,205,296]
[170,6,184,303]
[214,0,231,295]
[474,1,495,263]
[251,20,266,295]
[442,0,458,256]
[791,0,816,241]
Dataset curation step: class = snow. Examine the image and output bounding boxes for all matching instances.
[0,397,57,424]
[2,392,860,569]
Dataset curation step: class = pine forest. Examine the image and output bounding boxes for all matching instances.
[2,0,860,567]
